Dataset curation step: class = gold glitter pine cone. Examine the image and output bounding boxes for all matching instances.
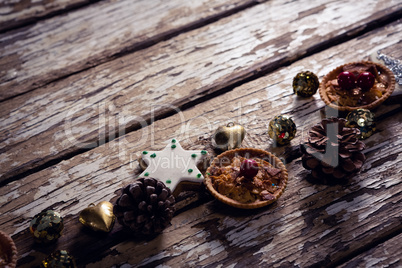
[113,178,176,236]
[301,118,366,182]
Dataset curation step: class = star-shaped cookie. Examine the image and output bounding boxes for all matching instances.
[139,139,208,196]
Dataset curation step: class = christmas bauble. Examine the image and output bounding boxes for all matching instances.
[41,250,77,268]
[268,115,296,145]
[346,109,376,139]
[29,210,64,244]
[293,71,319,97]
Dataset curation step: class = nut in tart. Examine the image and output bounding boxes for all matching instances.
[319,61,395,111]
[204,148,288,209]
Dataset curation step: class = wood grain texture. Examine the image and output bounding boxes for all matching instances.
[0,0,258,100]
[1,0,401,182]
[339,233,402,268]
[0,0,95,32]
[1,22,401,266]
[6,109,402,267]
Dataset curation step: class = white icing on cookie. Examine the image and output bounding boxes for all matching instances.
[139,139,207,194]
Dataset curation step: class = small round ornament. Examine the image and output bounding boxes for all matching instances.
[345,109,376,139]
[29,210,64,244]
[268,115,297,145]
[293,71,319,97]
[41,250,77,268]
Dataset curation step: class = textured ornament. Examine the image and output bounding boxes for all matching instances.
[345,109,376,139]
[376,50,402,85]
[41,250,77,268]
[113,178,175,236]
[139,139,208,196]
[212,122,246,151]
[29,210,64,244]
[268,115,297,145]
[301,118,366,183]
[79,201,116,232]
[293,71,320,97]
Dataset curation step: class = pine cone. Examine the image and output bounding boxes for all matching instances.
[301,118,366,183]
[113,178,175,235]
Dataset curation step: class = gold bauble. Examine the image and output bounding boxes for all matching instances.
[41,250,76,268]
[29,210,64,244]
[346,108,376,139]
[268,115,297,145]
[293,71,319,97]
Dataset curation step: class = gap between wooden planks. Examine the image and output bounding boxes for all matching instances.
[1,18,401,232]
[1,22,401,266]
[339,233,402,268]
[11,115,402,267]
[1,0,401,183]
[0,0,260,100]
[0,0,99,33]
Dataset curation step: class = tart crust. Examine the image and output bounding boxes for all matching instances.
[0,231,17,268]
[204,148,288,209]
[319,61,395,112]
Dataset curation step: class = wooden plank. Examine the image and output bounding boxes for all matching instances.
[0,0,95,33]
[1,0,401,183]
[96,139,401,268]
[0,0,258,100]
[1,22,401,266]
[6,110,402,267]
[339,233,402,268]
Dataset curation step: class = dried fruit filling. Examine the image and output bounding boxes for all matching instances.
[209,156,283,203]
[326,63,390,107]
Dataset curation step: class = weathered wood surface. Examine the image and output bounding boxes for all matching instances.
[0,0,95,33]
[340,233,402,268]
[1,19,401,266]
[0,0,258,100]
[5,94,402,267]
[1,0,402,267]
[1,0,401,184]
